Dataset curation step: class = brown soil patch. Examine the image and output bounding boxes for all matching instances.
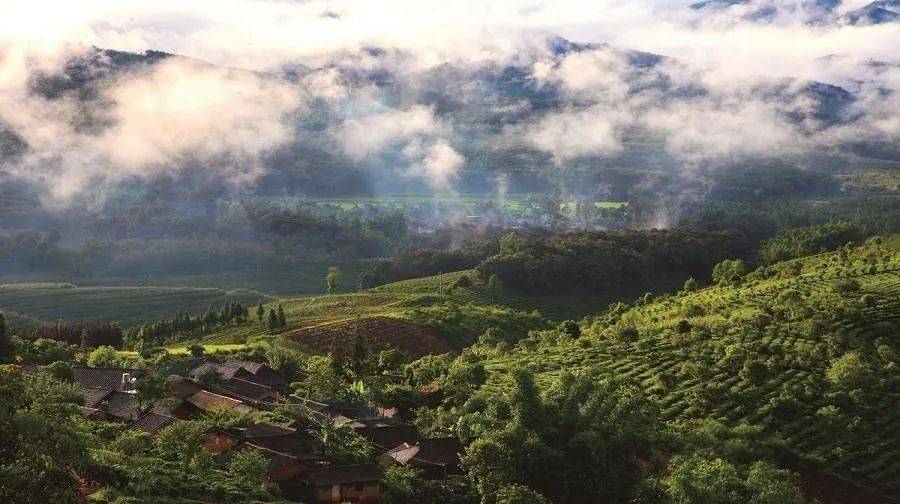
[285,316,452,358]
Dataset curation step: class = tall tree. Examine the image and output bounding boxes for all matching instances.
[0,313,11,362]
[266,309,279,334]
[256,302,265,322]
[326,266,343,294]
[277,304,286,328]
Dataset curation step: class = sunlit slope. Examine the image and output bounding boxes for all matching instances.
[372,269,685,320]
[480,237,900,499]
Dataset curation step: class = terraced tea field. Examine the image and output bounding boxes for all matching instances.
[481,239,900,500]
[284,316,452,358]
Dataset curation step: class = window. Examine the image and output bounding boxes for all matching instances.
[354,482,364,491]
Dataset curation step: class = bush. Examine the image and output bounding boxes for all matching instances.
[826,352,872,390]
[451,274,473,290]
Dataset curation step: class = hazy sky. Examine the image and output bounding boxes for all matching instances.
[3,0,897,78]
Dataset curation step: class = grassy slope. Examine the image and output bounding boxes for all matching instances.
[372,269,686,320]
[167,259,686,354]
[480,237,900,499]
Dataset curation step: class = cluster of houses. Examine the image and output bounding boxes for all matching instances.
[26,359,463,503]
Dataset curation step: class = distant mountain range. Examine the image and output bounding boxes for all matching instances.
[2,34,898,201]
[690,0,899,25]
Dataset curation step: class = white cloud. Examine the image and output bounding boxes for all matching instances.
[0,49,303,202]
[406,140,464,192]
[336,105,440,161]
[523,105,631,162]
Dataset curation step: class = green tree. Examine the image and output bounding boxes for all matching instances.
[256,302,265,322]
[378,348,406,372]
[382,465,426,504]
[348,330,371,380]
[496,484,548,504]
[227,447,270,488]
[46,361,75,383]
[683,277,699,292]
[277,304,287,328]
[452,274,473,290]
[0,313,11,362]
[154,421,207,466]
[826,352,873,390]
[135,374,171,406]
[188,344,205,358]
[294,355,346,403]
[266,345,302,383]
[86,346,122,368]
[0,365,89,503]
[745,462,805,504]
[740,360,768,387]
[266,308,279,334]
[663,455,746,504]
[326,266,343,293]
[712,259,747,286]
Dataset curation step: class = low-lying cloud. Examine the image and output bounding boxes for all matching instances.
[0,0,897,203]
[0,48,303,203]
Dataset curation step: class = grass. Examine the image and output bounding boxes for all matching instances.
[373,269,685,320]
[0,285,270,330]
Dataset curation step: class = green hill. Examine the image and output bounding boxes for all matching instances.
[475,236,900,499]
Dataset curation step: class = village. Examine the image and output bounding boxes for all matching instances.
[22,359,464,503]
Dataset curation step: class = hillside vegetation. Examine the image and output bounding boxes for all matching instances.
[472,236,900,499]
[0,285,268,329]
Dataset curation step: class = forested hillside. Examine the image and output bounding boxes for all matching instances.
[447,236,900,501]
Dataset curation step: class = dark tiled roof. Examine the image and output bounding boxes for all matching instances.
[81,387,139,420]
[214,377,280,402]
[82,388,114,408]
[244,433,319,459]
[356,425,421,450]
[407,438,463,470]
[191,363,240,381]
[302,464,382,486]
[234,422,296,438]
[103,391,140,420]
[79,406,108,420]
[229,360,263,374]
[127,412,177,433]
[170,380,202,399]
[72,367,146,391]
[186,390,255,413]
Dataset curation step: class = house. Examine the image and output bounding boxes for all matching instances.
[168,389,256,420]
[377,437,464,479]
[282,464,382,503]
[191,360,284,390]
[81,387,141,421]
[355,424,421,451]
[72,366,147,392]
[205,422,324,481]
[210,376,282,406]
[126,411,177,434]
[290,396,401,428]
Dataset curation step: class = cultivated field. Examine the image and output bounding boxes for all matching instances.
[0,284,268,330]
[284,316,452,358]
[481,238,900,500]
